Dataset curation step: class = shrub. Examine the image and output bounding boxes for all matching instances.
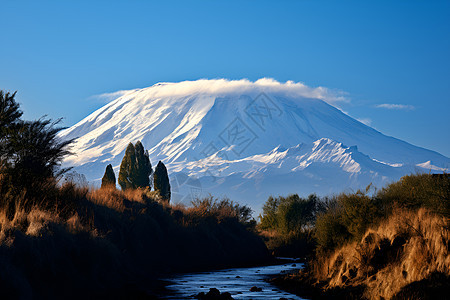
[315,203,350,251]
[259,196,280,230]
[278,194,318,234]
[339,191,379,239]
[259,194,320,258]
[190,195,254,226]
[314,174,449,253]
[315,190,380,252]
[259,194,319,234]
[376,173,450,217]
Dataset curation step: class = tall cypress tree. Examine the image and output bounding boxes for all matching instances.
[134,141,152,188]
[118,141,152,190]
[154,161,171,202]
[118,143,137,190]
[101,164,116,188]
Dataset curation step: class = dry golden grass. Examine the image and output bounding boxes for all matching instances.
[0,206,57,239]
[0,185,160,245]
[258,229,279,239]
[312,208,449,299]
[87,187,149,211]
[0,184,269,298]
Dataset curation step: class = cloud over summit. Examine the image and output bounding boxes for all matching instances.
[97,78,347,106]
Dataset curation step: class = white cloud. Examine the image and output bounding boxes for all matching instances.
[375,103,415,110]
[90,90,136,103]
[98,78,348,106]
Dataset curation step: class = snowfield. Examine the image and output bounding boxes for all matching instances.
[59,79,450,212]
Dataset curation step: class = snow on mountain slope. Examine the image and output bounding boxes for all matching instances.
[59,79,449,211]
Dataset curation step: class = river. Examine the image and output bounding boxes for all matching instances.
[161,259,306,299]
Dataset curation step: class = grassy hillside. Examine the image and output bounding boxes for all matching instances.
[270,174,450,299]
[0,185,269,299]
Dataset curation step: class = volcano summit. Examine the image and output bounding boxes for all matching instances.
[59,79,449,211]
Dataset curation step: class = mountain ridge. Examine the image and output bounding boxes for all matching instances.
[59,79,449,211]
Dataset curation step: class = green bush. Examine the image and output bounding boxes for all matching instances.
[315,208,350,251]
[339,191,379,238]
[277,194,318,234]
[259,196,280,230]
[314,174,449,253]
[315,190,380,252]
[259,194,319,257]
[259,194,319,234]
[376,173,450,217]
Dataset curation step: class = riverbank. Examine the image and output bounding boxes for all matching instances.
[160,258,304,299]
[269,208,450,299]
[258,174,450,299]
[270,269,450,300]
[269,271,364,300]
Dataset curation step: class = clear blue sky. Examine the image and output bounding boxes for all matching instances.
[1,0,449,157]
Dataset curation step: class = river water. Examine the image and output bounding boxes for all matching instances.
[161,259,306,299]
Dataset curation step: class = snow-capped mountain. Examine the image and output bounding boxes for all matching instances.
[59,79,449,212]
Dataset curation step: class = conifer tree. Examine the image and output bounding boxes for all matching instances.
[101,164,116,188]
[154,161,171,202]
[134,141,152,188]
[119,143,137,190]
[118,141,152,190]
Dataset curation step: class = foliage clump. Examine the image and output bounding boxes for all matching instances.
[377,173,450,217]
[259,194,320,257]
[0,90,73,216]
[259,194,320,234]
